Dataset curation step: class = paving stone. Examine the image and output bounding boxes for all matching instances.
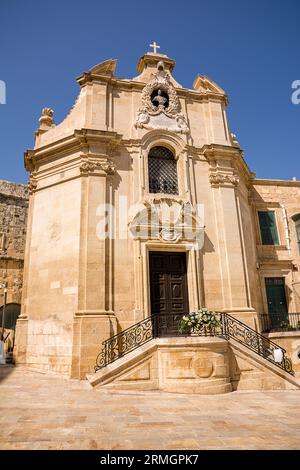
[0,367,299,450]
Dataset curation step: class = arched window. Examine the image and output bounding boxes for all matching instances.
[148,146,178,195]
[292,213,300,254]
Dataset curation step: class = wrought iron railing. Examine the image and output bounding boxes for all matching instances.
[94,313,221,371]
[221,313,293,374]
[94,312,294,376]
[260,313,300,333]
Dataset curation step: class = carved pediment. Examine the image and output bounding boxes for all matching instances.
[89,59,117,77]
[129,199,204,247]
[193,75,226,95]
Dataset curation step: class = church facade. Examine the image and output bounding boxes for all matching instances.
[14,48,300,384]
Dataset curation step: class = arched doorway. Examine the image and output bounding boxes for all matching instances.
[0,303,21,358]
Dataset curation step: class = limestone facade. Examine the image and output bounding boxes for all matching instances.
[14,50,300,379]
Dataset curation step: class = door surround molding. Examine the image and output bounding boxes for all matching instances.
[258,268,293,314]
[149,251,189,318]
[138,241,201,319]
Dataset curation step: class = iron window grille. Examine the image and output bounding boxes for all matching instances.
[148,146,178,195]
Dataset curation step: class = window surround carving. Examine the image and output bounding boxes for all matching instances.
[139,131,189,203]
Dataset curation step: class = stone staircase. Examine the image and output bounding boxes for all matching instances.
[87,313,300,393]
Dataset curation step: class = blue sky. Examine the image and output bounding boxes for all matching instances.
[0,0,299,183]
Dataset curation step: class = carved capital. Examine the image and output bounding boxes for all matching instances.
[80,161,96,175]
[80,158,116,176]
[98,160,116,175]
[24,150,35,172]
[209,172,239,187]
[28,176,38,194]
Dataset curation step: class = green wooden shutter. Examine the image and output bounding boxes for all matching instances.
[258,211,279,245]
[265,278,288,325]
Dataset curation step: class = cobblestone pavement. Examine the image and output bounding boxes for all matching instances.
[0,366,300,450]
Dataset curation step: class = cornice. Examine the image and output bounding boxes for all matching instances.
[257,259,293,269]
[27,151,117,194]
[76,73,228,105]
[201,143,243,160]
[253,178,300,187]
[137,53,176,74]
[252,201,281,208]
[24,128,122,172]
[202,143,254,184]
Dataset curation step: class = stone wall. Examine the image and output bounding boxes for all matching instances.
[264,331,300,377]
[0,180,28,305]
[88,336,300,392]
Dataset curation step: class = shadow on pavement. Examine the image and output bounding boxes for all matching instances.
[0,364,15,383]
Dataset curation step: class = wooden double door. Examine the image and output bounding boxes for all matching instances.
[149,252,189,336]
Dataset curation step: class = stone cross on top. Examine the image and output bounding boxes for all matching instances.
[150,41,160,54]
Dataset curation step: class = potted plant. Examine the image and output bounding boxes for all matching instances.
[179,309,222,335]
[278,320,296,331]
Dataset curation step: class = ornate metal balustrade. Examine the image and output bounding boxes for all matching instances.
[94,312,294,376]
[260,313,300,333]
[221,313,293,374]
[96,316,154,371]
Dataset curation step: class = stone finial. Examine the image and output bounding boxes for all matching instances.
[231,132,240,148]
[38,108,55,130]
[35,108,55,143]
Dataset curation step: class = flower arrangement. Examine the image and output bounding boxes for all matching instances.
[179,309,222,335]
[278,320,296,331]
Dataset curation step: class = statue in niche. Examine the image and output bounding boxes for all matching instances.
[151,89,169,109]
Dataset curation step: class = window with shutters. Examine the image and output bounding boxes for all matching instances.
[258,211,279,245]
[148,146,178,195]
